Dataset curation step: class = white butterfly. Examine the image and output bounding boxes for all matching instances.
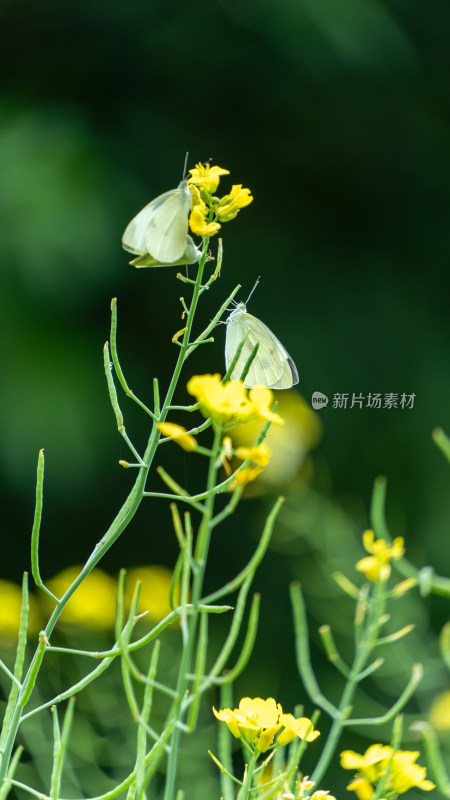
[122,179,195,264]
[225,302,299,389]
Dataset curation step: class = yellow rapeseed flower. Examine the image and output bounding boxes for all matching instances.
[157,422,197,452]
[188,163,230,193]
[213,697,319,755]
[356,529,405,582]
[125,566,176,622]
[218,184,253,221]
[341,743,392,774]
[187,374,254,424]
[277,713,320,745]
[213,697,282,753]
[341,744,435,797]
[47,567,117,631]
[390,750,435,794]
[0,580,42,640]
[187,375,285,427]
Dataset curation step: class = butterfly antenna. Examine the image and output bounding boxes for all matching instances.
[245,276,261,304]
[182,152,189,179]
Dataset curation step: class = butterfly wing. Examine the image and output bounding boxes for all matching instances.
[226,309,299,389]
[145,180,191,263]
[130,236,202,268]
[122,180,191,263]
[122,189,176,256]
[255,317,299,389]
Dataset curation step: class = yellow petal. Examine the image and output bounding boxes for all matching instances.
[157,422,197,452]
[189,206,221,237]
[235,444,271,466]
[248,386,284,425]
[188,163,230,193]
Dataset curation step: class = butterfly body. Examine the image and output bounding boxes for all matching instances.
[225,302,299,389]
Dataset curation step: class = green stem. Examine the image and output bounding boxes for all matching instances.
[237,749,259,800]
[309,581,387,785]
[163,423,224,800]
[0,251,212,783]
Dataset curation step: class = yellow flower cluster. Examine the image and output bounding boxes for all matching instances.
[156,377,282,489]
[189,185,221,237]
[213,697,319,753]
[356,529,404,582]
[218,184,253,222]
[341,744,435,798]
[187,374,284,426]
[188,163,253,238]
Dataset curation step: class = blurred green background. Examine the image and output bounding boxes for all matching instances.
[2,0,450,796]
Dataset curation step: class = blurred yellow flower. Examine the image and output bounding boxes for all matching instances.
[0,580,42,640]
[218,184,253,221]
[393,578,417,597]
[157,422,197,452]
[235,443,271,467]
[227,444,272,491]
[220,436,234,474]
[341,744,435,797]
[341,743,392,774]
[228,464,264,491]
[429,690,450,731]
[188,163,229,193]
[229,391,321,490]
[297,777,316,795]
[125,566,175,623]
[47,567,117,631]
[248,386,284,425]
[356,530,405,582]
[187,374,283,427]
